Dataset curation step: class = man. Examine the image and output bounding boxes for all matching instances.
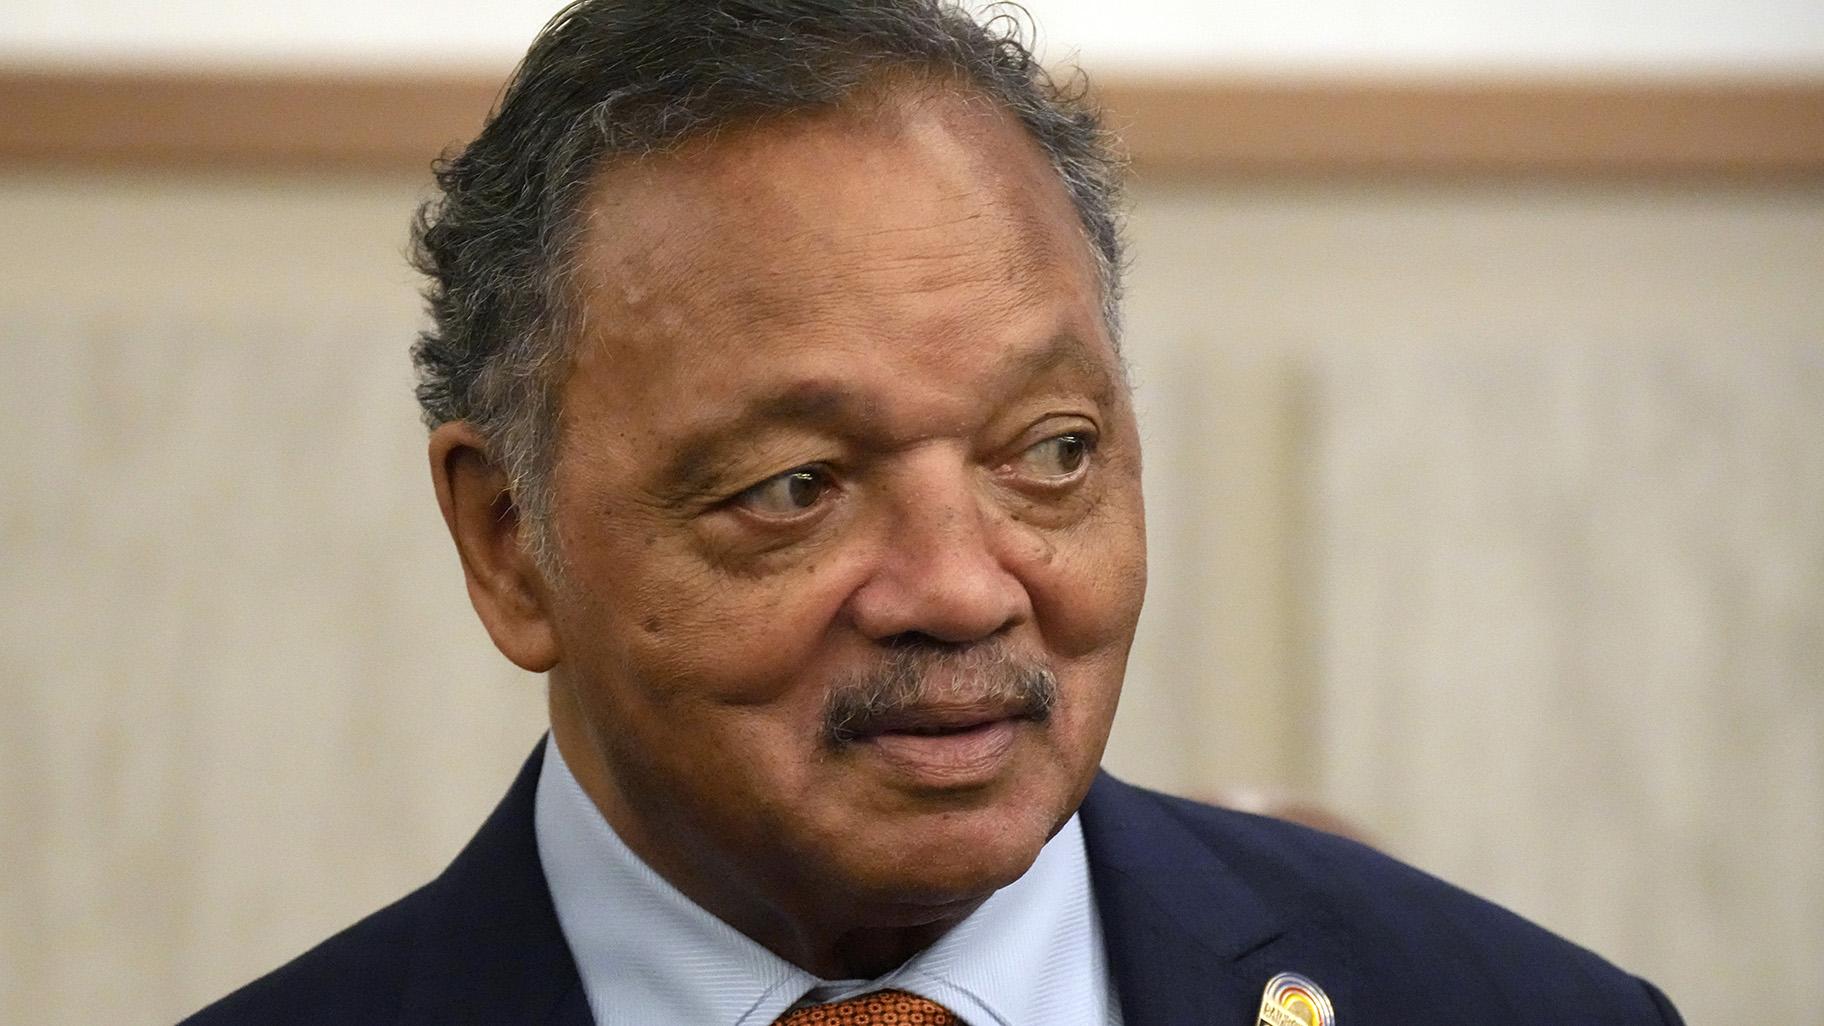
[187,2,1684,1023]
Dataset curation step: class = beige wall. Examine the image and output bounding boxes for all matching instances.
[4,171,1821,1024]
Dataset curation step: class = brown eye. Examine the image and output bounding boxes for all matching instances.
[736,466,830,517]
[1018,433,1094,480]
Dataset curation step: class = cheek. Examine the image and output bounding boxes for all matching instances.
[552,544,859,821]
[566,533,866,711]
[1016,483,1145,752]
[1023,498,1147,661]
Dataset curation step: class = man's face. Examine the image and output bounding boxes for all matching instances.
[541,90,1145,954]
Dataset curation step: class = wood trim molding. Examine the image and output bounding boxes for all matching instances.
[0,70,502,173]
[2,68,1821,178]
[1100,76,1824,178]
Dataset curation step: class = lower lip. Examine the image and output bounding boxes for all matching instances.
[858,719,1024,788]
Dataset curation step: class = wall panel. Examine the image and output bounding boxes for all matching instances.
[4,169,1821,1024]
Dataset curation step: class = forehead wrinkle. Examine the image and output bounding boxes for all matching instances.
[721,221,1063,344]
[575,94,1092,351]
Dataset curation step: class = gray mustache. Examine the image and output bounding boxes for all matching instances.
[821,643,1058,745]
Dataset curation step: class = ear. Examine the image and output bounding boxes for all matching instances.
[428,422,561,673]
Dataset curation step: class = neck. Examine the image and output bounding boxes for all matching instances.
[546,686,979,979]
[792,916,969,980]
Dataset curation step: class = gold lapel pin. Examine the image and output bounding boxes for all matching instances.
[1256,971,1335,1026]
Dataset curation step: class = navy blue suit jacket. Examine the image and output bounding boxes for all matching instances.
[184,742,1683,1024]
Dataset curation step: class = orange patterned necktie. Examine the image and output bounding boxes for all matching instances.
[773,988,960,1025]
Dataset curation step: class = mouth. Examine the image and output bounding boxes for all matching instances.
[847,704,1037,787]
[820,644,1059,789]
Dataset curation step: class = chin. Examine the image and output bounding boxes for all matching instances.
[828,786,1067,913]
[846,856,1034,925]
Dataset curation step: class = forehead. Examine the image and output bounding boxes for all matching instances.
[560,87,1114,451]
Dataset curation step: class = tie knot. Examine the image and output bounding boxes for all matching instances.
[773,988,959,1025]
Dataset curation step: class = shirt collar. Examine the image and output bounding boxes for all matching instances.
[534,736,1120,1026]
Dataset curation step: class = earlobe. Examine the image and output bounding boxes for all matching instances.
[428,423,562,673]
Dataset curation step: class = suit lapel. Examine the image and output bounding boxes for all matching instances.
[397,739,594,1026]
[1079,773,1353,1026]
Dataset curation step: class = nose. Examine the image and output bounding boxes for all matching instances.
[844,458,1032,645]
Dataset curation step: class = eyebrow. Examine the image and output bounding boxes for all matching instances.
[654,331,1118,499]
[1009,331,1120,406]
[658,382,868,500]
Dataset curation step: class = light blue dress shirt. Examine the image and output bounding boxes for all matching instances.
[535,738,1124,1026]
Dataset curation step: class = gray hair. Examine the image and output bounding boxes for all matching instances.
[822,640,1058,745]
[410,0,1128,572]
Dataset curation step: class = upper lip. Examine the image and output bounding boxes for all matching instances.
[860,701,1030,736]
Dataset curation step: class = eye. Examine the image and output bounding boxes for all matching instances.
[733,465,832,518]
[1014,432,1095,481]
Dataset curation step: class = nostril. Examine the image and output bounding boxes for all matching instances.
[881,628,1015,653]
[883,631,967,652]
